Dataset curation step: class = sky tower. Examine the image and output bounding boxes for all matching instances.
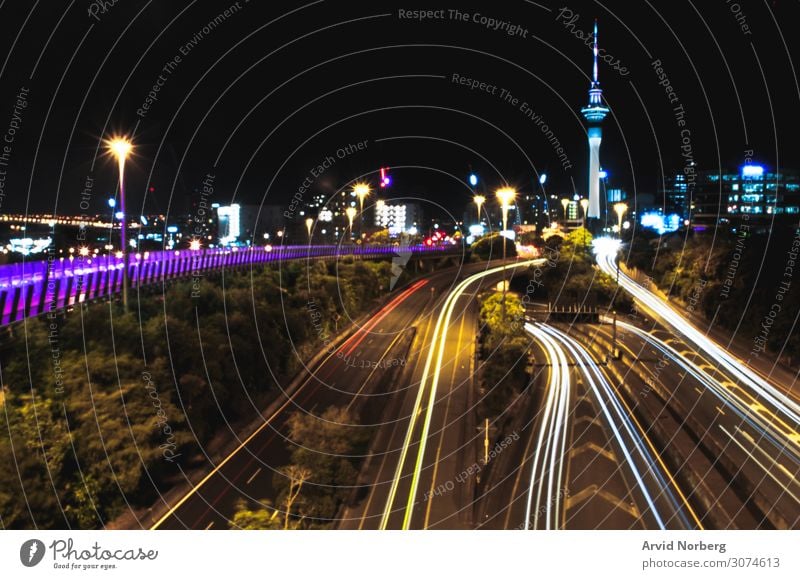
[580,21,610,220]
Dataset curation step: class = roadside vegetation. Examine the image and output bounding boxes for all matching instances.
[477,291,530,419]
[0,258,395,529]
[623,226,800,364]
[230,406,370,529]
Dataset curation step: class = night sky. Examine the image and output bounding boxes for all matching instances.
[0,0,796,220]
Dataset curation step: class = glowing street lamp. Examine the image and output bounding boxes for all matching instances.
[560,198,570,226]
[580,198,590,246]
[473,194,486,224]
[495,187,516,322]
[305,217,314,243]
[613,202,628,239]
[189,239,201,251]
[354,183,370,213]
[345,206,357,242]
[354,183,370,237]
[107,136,132,312]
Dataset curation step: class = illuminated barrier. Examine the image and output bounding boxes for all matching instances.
[0,243,460,326]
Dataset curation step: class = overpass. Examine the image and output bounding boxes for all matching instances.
[0,243,461,327]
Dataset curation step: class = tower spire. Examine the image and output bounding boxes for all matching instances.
[593,19,599,85]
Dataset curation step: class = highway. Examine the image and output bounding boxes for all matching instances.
[147,238,800,530]
[594,237,800,528]
[148,262,479,530]
[595,238,800,437]
[575,318,800,528]
[340,259,543,529]
[473,321,699,530]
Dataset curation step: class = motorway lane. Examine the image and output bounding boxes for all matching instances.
[341,260,543,529]
[150,263,490,530]
[578,319,799,528]
[535,324,697,529]
[407,283,479,529]
[474,323,692,529]
[595,240,800,453]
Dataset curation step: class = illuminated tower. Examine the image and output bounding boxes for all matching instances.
[580,21,609,219]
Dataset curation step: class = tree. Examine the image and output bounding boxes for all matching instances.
[229,498,282,530]
[369,228,391,245]
[471,233,518,260]
[275,407,369,524]
[480,292,525,338]
[279,465,311,529]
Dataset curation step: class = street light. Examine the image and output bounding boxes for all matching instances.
[560,198,570,228]
[613,202,628,240]
[305,217,314,243]
[107,136,132,312]
[354,183,370,238]
[495,187,516,322]
[580,198,590,246]
[473,194,486,224]
[345,206,357,242]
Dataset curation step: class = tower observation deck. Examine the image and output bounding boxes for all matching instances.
[580,21,610,220]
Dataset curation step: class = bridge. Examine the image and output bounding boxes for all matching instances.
[0,243,461,327]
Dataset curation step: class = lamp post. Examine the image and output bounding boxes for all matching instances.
[496,187,516,322]
[608,203,627,361]
[613,202,628,240]
[354,183,370,240]
[305,217,313,244]
[108,137,132,312]
[473,194,486,225]
[346,206,357,243]
[560,198,570,230]
[534,173,546,227]
[580,198,589,246]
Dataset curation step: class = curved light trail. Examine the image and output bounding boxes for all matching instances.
[594,238,800,431]
[610,319,800,505]
[379,258,544,530]
[522,325,571,529]
[524,322,701,530]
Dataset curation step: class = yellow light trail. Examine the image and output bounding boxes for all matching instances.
[380,258,544,530]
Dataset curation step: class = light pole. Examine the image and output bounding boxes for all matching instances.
[580,198,589,247]
[560,198,570,230]
[473,194,486,225]
[108,137,132,312]
[346,206,357,243]
[613,202,628,240]
[608,202,627,362]
[496,187,516,322]
[305,217,313,244]
[354,183,370,241]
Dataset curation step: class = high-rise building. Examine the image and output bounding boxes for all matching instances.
[374,201,421,236]
[662,165,800,224]
[580,21,610,220]
[217,204,241,245]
